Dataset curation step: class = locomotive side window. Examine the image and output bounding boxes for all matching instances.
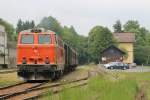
[21,34,34,44]
[38,34,51,44]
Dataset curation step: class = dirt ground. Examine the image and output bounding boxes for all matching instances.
[0,72,21,87]
[0,66,90,88]
[60,66,89,82]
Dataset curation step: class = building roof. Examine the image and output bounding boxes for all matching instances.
[101,45,125,54]
[113,33,135,43]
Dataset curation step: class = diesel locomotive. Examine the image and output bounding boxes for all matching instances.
[17,28,78,81]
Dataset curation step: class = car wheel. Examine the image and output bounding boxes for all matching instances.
[123,67,126,70]
[110,67,113,70]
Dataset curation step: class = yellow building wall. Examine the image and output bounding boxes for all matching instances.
[118,43,134,64]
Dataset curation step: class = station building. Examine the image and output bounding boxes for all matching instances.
[101,33,135,64]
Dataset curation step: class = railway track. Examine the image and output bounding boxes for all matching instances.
[0,77,88,100]
[22,77,88,100]
[25,81,87,100]
[0,81,47,100]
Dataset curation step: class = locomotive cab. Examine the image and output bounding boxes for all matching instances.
[17,29,65,80]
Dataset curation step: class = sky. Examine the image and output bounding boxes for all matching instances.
[0,0,150,36]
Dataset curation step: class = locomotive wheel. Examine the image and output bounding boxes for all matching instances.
[55,71,61,79]
[60,70,64,76]
[51,72,56,81]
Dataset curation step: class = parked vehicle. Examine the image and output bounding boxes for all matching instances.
[104,62,129,70]
[129,63,137,68]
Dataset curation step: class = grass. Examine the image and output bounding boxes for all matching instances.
[0,72,21,87]
[42,67,150,100]
[43,75,138,100]
[1,66,150,100]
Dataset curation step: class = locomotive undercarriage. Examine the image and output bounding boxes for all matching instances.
[17,64,63,81]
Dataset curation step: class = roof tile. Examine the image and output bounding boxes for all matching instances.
[113,33,135,43]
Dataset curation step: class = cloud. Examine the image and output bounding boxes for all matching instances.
[0,0,149,36]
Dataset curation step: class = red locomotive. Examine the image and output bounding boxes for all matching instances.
[17,28,78,80]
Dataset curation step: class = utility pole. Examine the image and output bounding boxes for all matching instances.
[3,32,5,66]
[87,37,90,64]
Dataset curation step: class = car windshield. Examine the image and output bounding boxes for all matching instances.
[38,34,51,44]
[110,62,117,64]
[21,34,34,44]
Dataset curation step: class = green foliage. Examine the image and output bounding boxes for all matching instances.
[123,20,150,64]
[45,75,138,100]
[134,46,150,65]
[0,18,15,41]
[146,33,150,45]
[2,16,150,64]
[16,19,35,33]
[16,19,23,33]
[62,26,78,47]
[62,26,88,64]
[113,20,123,33]
[15,19,35,41]
[88,26,115,63]
[123,20,140,32]
[38,16,63,35]
[123,20,148,46]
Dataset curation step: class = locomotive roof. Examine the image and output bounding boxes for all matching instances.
[20,29,56,34]
[19,29,78,54]
[20,31,55,34]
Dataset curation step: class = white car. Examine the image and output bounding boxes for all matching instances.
[104,62,129,70]
[104,62,118,69]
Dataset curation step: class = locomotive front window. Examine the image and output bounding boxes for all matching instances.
[21,34,34,44]
[38,34,50,44]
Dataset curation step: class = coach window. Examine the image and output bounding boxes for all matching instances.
[38,34,51,44]
[21,34,34,44]
[58,38,60,46]
[60,40,63,47]
[58,39,63,47]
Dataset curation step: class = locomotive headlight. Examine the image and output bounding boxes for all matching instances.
[45,57,50,64]
[22,57,27,64]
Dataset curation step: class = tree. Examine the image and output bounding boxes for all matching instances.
[70,26,77,35]
[113,20,122,33]
[16,19,35,33]
[123,20,148,46]
[38,16,89,64]
[0,18,15,41]
[62,26,88,64]
[134,46,150,65]
[123,20,150,64]
[88,26,115,63]
[146,32,150,45]
[30,20,35,28]
[16,19,23,33]
[38,16,63,35]
[123,20,140,32]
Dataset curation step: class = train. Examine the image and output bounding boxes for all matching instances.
[17,28,78,81]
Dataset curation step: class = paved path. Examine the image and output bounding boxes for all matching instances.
[125,66,150,72]
[98,65,150,72]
